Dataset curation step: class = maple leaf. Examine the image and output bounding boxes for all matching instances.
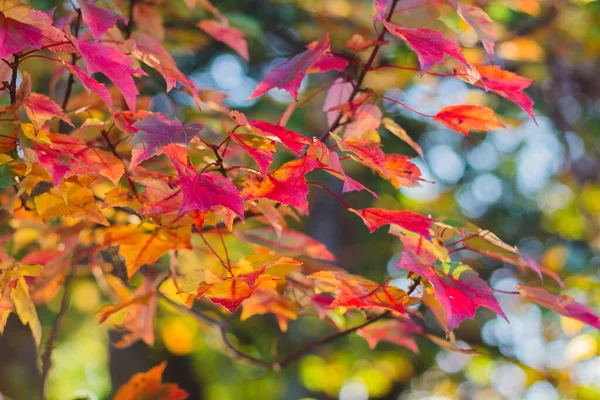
[132,32,202,108]
[230,111,311,155]
[382,118,423,159]
[99,276,157,348]
[307,139,377,197]
[247,33,332,100]
[309,271,408,314]
[79,0,123,41]
[73,36,147,113]
[63,62,114,108]
[235,227,336,262]
[35,133,124,185]
[241,288,298,331]
[0,2,43,59]
[433,105,505,136]
[34,178,109,226]
[384,154,424,188]
[516,285,600,330]
[103,223,191,279]
[229,132,275,176]
[344,104,383,139]
[163,144,244,219]
[114,362,189,400]
[323,78,353,126]
[475,65,536,122]
[197,255,300,312]
[399,253,506,332]
[447,2,497,58]
[358,319,422,352]
[333,135,388,178]
[198,19,249,61]
[350,208,434,238]
[23,93,72,130]
[130,113,202,169]
[382,20,470,74]
[242,156,322,214]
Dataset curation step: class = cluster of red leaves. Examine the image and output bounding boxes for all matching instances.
[1,0,598,393]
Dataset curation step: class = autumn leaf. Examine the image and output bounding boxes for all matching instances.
[358,319,422,352]
[247,33,332,100]
[241,288,298,332]
[0,2,43,59]
[229,132,275,176]
[433,105,505,136]
[23,93,72,130]
[475,65,536,122]
[384,154,424,188]
[73,36,147,113]
[350,208,434,239]
[132,32,202,108]
[164,144,244,219]
[398,254,506,332]
[382,20,470,74]
[333,135,388,178]
[130,113,202,169]
[34,178,109,225]
[63,62,114,108]
[197,255,300,312]
[198,20,249,61]
[235,227,336,262]
[242,156,322,214]
[102,223,191,279]
[448,2,497,58]
[230,111,311,155]
[114,362,189,400]
[79,0,123,41]
[323,78,353,126]
[35,133,124,185]
[517,285,600,330]
[307,139,377,197]
[382,118,423,159]
[309,271,407,314]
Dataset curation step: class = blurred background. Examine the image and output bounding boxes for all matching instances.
[2,0,600,399]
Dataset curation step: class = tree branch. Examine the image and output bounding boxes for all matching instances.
[58,9,82,134]
[319,0,400,142]
[40,270,75,400]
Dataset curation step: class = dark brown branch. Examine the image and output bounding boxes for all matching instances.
[58,9,82,134]
[319,0,400,142]
[40,270,75,400]
[276,311,391,369]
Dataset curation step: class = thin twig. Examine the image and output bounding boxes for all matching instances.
[319,0,400,142]
[58,9,82,134]
[40,270,75,400]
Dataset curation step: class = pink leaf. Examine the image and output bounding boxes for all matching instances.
[323,78,353,126]
[64,63,114,108]
[382,20,470,74]
[74,37,146,113]
[23,93,72,130]
[0,14,42,59]
[132,32,201,108]
[449,2,497,58]
[198,20,249,61]
[247,33,331,100]
[80,0,123,41]
[399,253,507,332]
[130,113,203,169]
[350,208,434,238]
[517,285,600,330]
[163,144,244,219]
[230,111,311,155]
